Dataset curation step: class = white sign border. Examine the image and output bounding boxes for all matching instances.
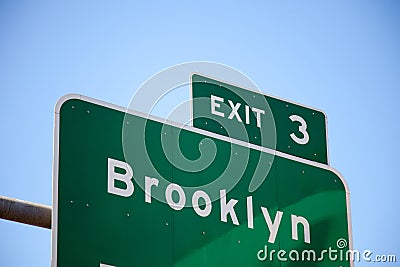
[189,72,331,165]
[51,94,351,267]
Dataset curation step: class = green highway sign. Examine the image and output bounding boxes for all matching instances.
[191,74,329,164]
[52,95,352,267]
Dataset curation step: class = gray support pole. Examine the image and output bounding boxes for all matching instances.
[0,196,51,229]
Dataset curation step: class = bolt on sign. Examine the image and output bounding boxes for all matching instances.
[52,95,352,267]
[191,74,329,165]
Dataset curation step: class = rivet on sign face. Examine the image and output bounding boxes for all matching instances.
[220,126,223,129]
[202,231,206,235]
[253,95,256,98]
[288,145,291,149]
[255,136,257,139]
[126,121,130,125]
[269,162,272,165]
[205,122,208,125]
[87,110,90,114]
[235,152,238,155]
[164,132,167,135]
[312,112,315,115]
[127,213,130,217]
[334,180,337,183]
[86,204,90,207]
[286,104,289,108]
[165,222,169,226]
[302,171,305,174]
[70,200,73,204]
[314,153,317,156]
[200,142,203,145]
[238,240,241,244]
[71,106,75,109]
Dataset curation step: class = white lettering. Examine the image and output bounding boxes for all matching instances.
[291,214,310,243]
[227,100,242,122]
[165,183,186,210]
[107,158,134,197]
[144,176,159,203]
[210,95,225,117]
[245,105,250,124]
[247,196,254,229]
[220,190,239,225]
[105,159,313,246]
[192,190,212,217]
[261,207,283,243]
[252,107,265,128]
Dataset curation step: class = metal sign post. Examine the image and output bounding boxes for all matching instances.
[0,195,51,229]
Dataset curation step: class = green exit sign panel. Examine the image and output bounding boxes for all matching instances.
[191,74,329,164]
[52,95,351,267]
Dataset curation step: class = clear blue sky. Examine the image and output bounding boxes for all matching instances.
[0,1,399,266]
